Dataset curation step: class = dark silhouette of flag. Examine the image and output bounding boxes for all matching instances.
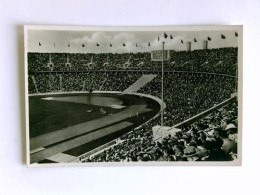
[97,43,100,46]
[164,32,168,39]
[194,38,197,42]
[158,36,160,41]
[181,40,184,44]
[136,43,138,47]
[148,42,150,46]
[110,43,112,47]
[235,32,238,37]
[39,42,41,46]
[82,44,85,47]
[123,43,126,47]
[208,37,211,41]
[221,34,226,39]
[68,43,70,47]
[170,35,173,39]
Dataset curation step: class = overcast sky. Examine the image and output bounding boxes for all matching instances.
[27,29,238,53]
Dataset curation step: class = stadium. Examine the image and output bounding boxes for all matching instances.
[27,30,239,164]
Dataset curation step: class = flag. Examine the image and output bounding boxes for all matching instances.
[39,42,41,46]
[82,43,85,47]
[54,43,55,47]
[221,34,226,39]
[110,43,112,47]
[136,43,138,47]
[68,43,70,47]
[123,43,126,47]
[158,36,160,41]
[148,42,150,46]
[235,32,238,37]
[97,43,100,46]
[181,40,183,44]
[170,35,173,39]
[164,32,168,39]
[194,38,197,42]
[208,37,211,41]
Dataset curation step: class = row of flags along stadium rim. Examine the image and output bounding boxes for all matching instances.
[38,32,239,47]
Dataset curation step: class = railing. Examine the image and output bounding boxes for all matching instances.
[173,93,237,129]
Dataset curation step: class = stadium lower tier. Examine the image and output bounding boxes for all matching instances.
[28,71,236,127]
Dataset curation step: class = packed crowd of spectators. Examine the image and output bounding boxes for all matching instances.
[28,47,237,75]
[139,73,236,126]
[85,99,238,162]
[29,72,144,93]
[164,47,238,75]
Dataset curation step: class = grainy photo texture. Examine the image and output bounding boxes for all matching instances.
[24,25,242,167]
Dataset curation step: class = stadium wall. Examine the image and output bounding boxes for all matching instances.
[28,90,122,96]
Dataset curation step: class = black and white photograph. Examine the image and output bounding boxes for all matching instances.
[24,25,242,166]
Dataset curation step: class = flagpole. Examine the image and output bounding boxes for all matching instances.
[161,42,165,126]
[236,63,238,93]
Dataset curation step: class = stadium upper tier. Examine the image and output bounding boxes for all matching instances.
[28,47,238,75]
